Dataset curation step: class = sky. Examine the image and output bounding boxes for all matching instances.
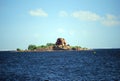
[0,0,120,50]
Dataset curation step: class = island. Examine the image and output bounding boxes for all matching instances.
[17,38,88,52]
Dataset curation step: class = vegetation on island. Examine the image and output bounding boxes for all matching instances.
[16,48,22,51]
[28,43,55,51]
[16,38,88,52]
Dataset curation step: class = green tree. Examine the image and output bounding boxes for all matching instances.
[16,48,22,51]
[37,46,42,49]
[71,46,81,50]
[40,45,47,48]
[28,45,37,50]
[46,43,55,46]
[37,45,47,49]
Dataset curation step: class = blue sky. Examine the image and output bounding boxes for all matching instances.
[0,0,120,50]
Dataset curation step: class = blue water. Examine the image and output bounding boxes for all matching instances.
[0,49,120,81]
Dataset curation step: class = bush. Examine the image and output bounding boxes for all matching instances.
[40,45,46,48]
[28,45,37,50]
[71,47,76,50]
[37,45,45,48]
[71,46,81,50]
[46,43,55,46]
[16,48,22,51]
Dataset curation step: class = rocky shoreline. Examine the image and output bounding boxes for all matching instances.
[16,49,90,52]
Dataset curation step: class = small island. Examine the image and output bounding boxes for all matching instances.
[17,38,88,52]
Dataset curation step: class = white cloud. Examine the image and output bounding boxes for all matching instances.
[59,11,68,17]
[72,10,120,26]
[106,14,116,20]
[72,11,100,21]
[29,8,48,17]
[101,14,120,26]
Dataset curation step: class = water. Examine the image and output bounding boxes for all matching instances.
[0,49,120,81]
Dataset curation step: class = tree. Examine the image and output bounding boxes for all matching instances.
[40,45,46,48]
[37,45,47,49]
[28,45,37,50]
[16,48,22,51]
[71,46,81,50]
[46,43,55,46]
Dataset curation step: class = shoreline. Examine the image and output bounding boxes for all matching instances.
[0,49,92,52]
[1,48,120,52]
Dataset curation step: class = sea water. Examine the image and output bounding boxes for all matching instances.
[0,49,120,81]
